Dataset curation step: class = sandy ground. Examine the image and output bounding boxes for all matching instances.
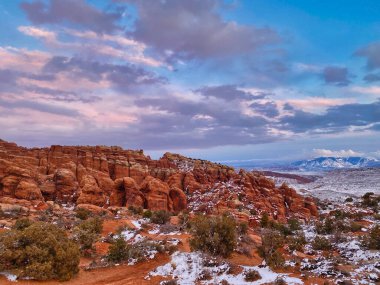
[0,254,170,285]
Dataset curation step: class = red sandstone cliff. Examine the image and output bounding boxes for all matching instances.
[0,139,317,221]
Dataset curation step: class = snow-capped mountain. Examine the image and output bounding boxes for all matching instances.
[291,156,380,170]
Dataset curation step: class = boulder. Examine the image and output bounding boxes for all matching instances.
[140,176,170,211]
[169,187,187,212]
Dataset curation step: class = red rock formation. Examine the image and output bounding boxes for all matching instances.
[0,139,318,221]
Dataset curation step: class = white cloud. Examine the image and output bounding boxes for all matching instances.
[18,26,57,43]
[312,148,364,157]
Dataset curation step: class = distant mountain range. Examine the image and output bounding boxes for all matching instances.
[291,156,380,171]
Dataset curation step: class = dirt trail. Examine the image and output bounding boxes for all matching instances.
[0,254,170,285]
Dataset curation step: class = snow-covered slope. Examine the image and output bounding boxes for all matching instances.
[291,156,380,171]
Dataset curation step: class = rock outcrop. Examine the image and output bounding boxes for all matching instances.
[0,139,318,220]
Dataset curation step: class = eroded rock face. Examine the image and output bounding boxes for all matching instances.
[140,176,170,211]
[0,139,318,220]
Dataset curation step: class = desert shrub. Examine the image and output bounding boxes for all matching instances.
[128,205,143,215]
[12,218,32,230]
[197,269,212,281]
[288,217,302,232]
[107,236,128,262]
[220,280,230,285]
[75,207,91,220]
[249,208,258,215]
[258,229,285,269]
[244,269,261,281]
[288,232,307,252]
[0,221,80,281]
[362,192,379,209]
[333,210,350,220]
[238,222,248,235]
[142,209,152,219]
[107,238,162,263]
[274,276,287,285]
[260,212,270,228]
[312,236,332,250]
[316,217,334,234]
[334,220,349,233]
[178,211,190,229]
[361,225,380,250]
[161,281,178,285]
[78,217,103,234]
[270,221,293,236]
[349,222,362,232]
[374,213,380,220]
[189,213,237,257]
[345,197,353,203]
[73,217,103,253]
[150,210,171,224]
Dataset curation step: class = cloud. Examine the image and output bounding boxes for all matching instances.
[280,100,380,133]
[18,26,57,43]
[21,0,123,34]
[43,56,166,90]
[195,85,266,101]
[19,25,164,67]
[121,0,279,61]
[0,98,80,117]
[363,73,380,83]
[312,148,364,157]
[250,101,279,117]
[355,42,380,70]
[322,66,351,86]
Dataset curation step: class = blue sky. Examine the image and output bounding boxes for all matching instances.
[0,0,379,162]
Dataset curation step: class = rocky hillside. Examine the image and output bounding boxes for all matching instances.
[0,139,317,222]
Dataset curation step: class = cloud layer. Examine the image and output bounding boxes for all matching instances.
[0,0,379,155]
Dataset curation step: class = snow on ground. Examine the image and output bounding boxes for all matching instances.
[148,225,182,236]
[276,168,380,202]
[121,229,136,241]
[147,251,303,285]
[131,219,146,229]
[0,272,17,282]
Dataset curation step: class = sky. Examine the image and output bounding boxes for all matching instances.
[0,0,380,162]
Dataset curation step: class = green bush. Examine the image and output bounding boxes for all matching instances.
[244,269,261,281]
[73,217,103,253]
[362,192,379,209]
[361,225,380,250]
[107,236,129,262]
[312,236,332,251]
[349,222,362,232]
[189,213,237,257]
[0,222,80,281]
[107,237,162,263]
[75,207,91,220]
[78,217,103,234]
[178,211,190,229]
[142,209,152,219]
[12,218,32,230]
[128,205,143,215]
[288,218,301,232]
[345,197,353,203]
[288,233,307,252]
[150,210,171,224]
[260,212,270,228]
[316,217,334,234]
[257,229,285,269]
[238,222,248,236]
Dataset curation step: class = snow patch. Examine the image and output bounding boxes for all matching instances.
[148,251,302,285]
